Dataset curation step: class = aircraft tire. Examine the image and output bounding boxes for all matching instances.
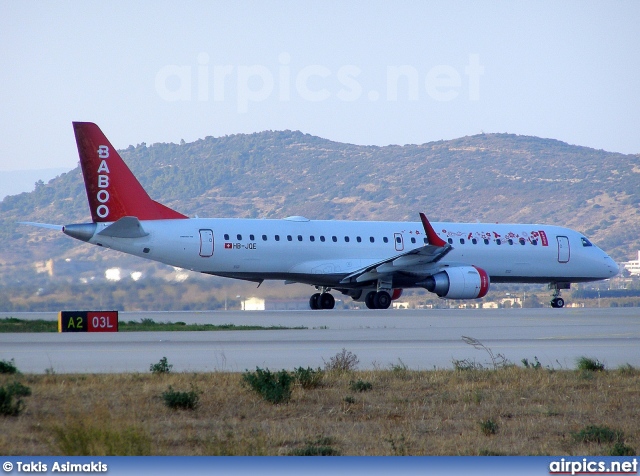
[309,293,321,310]
[374,291,391,309]
[319,293,335,310]
[555,297,565,308]
[365,291,377,309]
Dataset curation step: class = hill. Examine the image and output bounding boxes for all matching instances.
[0,131,638,285]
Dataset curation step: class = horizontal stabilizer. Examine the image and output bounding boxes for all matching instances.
[97,216,148,238]
[19,222,63,231]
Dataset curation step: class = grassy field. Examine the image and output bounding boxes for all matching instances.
[0,317,306,333]
[0,361,638,456]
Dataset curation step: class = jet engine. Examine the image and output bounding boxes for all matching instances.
[420,266,489,299]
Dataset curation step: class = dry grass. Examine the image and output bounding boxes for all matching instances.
[0,367,638,456]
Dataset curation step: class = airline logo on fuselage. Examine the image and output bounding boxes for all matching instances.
[95,145,110,219]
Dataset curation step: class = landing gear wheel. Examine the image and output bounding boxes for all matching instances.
[309,293,321,310]
[318,293,335,310]
[365,291,376,309]
[373,291,391,309]
[550,297,565,308]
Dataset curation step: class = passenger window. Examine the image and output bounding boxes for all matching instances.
[237,234,242,240]
[344,236,350,243]
[320,236,325,242]
[424,238,428,244]
[250,234,255,241]
[396,237,401,244]
[508,239,513,245]
[484,238,489,245]
[460,238,465,244]
[531,239,538,245]
[472,238,477,244]
[357,236,362,243]
[275,235,280,241]
[447,238,453,244]
[310,236,315,242]
[262,235,267,241]
[332,236,337,242]
[383,237,389,243]
[519,238,526,245]
[298,235,303,241]
[496,239,502,245]
[370,237,375,243]
[411,237,416,244]
[224,234,230,240]
[287,235,292,241]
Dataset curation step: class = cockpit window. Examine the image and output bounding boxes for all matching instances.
[581,237,593,247]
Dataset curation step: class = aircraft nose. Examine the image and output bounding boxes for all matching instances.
[604,255,619,277]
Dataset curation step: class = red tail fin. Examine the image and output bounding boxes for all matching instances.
[73,122,188,222]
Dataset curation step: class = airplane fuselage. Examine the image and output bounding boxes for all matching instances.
[67,217,618,288]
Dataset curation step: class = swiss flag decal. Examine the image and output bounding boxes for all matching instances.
[224,243,232,249]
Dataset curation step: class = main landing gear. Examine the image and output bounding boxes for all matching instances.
[549,282,570,308]
[365,290,391,309]
[309,291,335,310]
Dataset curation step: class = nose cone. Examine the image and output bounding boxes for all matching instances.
[607,256,620,277]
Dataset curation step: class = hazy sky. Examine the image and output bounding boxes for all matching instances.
[1,1,639,172]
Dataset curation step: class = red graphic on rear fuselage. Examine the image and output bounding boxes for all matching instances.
[440,228,549,246]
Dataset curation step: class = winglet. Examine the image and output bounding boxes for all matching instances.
[419,213,447,247]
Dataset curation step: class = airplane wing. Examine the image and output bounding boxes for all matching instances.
[340,213,452,285]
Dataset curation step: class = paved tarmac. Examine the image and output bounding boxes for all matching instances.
[1,308,638,373]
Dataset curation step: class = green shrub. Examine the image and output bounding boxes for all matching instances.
[292,367,324,389]
[0,381,32,416]
[323,348,359,372]
[609,442,635,456]
[150,357,172,374]
[572,425,622,444]
[349,379,373,392]
[162,385,200,410]
[242,367,293,404]
[479,418,498,436]
[521,357,542,369]
[576,357,605,372]
[389,358,409,375]
[452,358,484,371]
[288,436,340,456]
[0,359,18,374]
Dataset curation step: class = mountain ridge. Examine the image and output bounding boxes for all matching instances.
[0,130,638,284]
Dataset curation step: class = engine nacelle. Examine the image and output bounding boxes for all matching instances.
[421,266,490,299]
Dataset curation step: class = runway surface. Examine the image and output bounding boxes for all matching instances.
[1,308,639,373]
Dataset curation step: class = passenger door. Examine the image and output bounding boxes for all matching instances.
[557,236,570,263]
[199,229,214,257]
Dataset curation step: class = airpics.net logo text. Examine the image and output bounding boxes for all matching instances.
[155,52,484,112]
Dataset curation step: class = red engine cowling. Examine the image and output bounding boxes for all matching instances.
[391,289,403,300]
[421,266,489,299]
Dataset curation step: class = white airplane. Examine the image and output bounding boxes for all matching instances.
[24,122,619,309]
